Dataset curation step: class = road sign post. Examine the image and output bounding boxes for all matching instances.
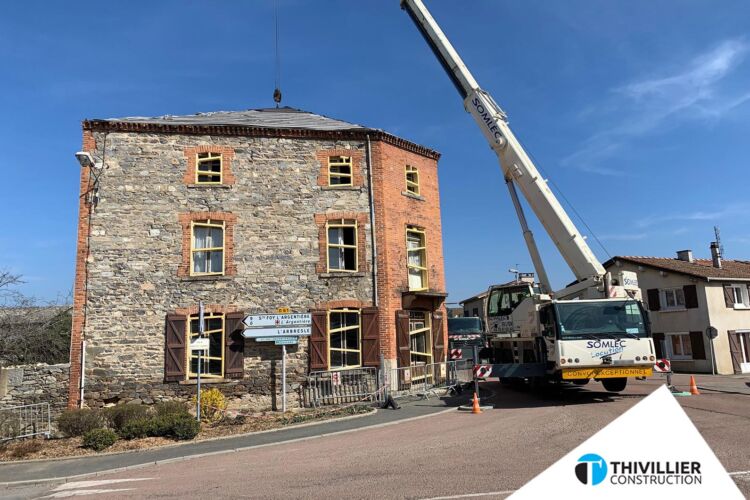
[706,326,718,375]
[196,301,204,423]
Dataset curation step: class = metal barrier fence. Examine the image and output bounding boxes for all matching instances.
[305,367,381,408]
[386,360,471,400]
[0,403,51,441]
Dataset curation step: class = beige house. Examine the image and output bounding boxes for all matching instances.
[605,247,750,375]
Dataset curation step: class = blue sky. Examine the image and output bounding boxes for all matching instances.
[1,1,749,303]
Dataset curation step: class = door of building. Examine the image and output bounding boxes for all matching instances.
[728,330,750,374]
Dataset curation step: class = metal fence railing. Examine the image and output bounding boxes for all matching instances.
[386,360,470,400]
[304,367,381,408]
[0,403,51,441]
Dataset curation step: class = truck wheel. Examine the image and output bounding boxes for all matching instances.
[602,378,627,392]
[572,379,589,386]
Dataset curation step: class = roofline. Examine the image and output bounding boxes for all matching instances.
[459,291,488,305]
[604,256,750,282]
[82,119,441,160]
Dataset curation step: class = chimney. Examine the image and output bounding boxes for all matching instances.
[676,250,693,263]
[710,242,722,269]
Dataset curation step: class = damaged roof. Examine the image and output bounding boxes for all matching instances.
[605,256,750,281]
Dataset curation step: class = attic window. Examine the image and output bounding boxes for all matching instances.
[405,165,420,195]
[328,156,352,186]
[196,152,222,184]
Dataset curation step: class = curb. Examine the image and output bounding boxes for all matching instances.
[1,406,458,489]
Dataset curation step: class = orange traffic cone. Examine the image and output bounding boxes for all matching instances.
[689,375,700,395]
[472,392,482,414]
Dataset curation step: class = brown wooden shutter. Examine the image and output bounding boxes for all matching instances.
[723,285,735,308]
[647,289,661,311]
[431,311,445,363]
[689,331,705,360]
[683,285,699,309]
[396,310,411,368]
[361,307,380,367]
[309,310,328,371]
[224,312,245,379]
[728,331,742,373]
[652,332,665,359]
[165,314,187,382]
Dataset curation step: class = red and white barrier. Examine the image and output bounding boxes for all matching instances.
[473,365,492,379]
[654,358,671,373]
[449,348,462,360]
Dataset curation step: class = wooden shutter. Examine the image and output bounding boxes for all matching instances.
[224,312,245,379]
[728,331,742,374]
[683,285,699,309]
[309,310,328,371]
[652,332,665,359]
[647,289,661,311]
[396,310,411,368]
[361,307,380,367]
[689,331,705,360]
[165,314,187,382]
[723,285,735,308]
[431,311,445,363]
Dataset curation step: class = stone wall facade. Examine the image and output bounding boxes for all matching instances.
[0,363,70,419]
[69,112,447,411]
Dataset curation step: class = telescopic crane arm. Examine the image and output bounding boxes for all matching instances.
[401,0,607,297]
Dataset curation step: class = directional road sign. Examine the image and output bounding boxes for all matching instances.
[274,337,299,345]
[190,337,209,352]
[243,313,311,328]
[242,326,312,338]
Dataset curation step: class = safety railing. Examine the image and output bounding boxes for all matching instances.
[0,402,51,441]
[386,360,467,400]
[305,367,381,408]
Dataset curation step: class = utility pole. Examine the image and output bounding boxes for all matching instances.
[196,300,204,422]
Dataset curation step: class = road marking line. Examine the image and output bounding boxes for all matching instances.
[420,491,515,499]
[41,488,135,498]
[52,478,154,491]
[729,470,750,476]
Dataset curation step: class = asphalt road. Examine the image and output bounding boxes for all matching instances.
[8,376,749,499]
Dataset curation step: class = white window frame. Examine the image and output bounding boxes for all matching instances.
[665,332,692,360]
[661,287,685,311]
[729,284,750,309]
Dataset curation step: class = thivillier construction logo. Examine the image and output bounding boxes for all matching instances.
[510,386,743,498]
[574,454,703,486]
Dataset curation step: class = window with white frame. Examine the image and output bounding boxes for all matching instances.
[730,284,750,307]
[661,287,685,310]
[665,332,692,360]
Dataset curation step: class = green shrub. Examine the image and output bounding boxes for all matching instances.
[104,404,150,432]
[192,388,226,425]
[82,428,117,452]
[118,418,155,440]
[57,409,105,437]
[154,400,190,418]
[170,415,200,440]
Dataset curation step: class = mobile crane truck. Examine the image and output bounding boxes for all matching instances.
[401,0,655,392]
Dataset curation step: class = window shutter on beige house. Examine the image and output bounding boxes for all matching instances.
[431,311,445,362]
[224,312,245,379]
[723,285,734,308]
[165,314,187,382]
[652,332,665,359]
[361,307,380,367]
[396,310,411,368]
[683,285,699,309]
[728,331,742,374]
[647,289,660,311]
[309,310,328,370]
[689,331,706,360]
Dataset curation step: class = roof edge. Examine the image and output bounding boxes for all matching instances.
[603,256,750,282]
[82,119,441,160]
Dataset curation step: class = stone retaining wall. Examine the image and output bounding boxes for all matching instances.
[0,363,70,419]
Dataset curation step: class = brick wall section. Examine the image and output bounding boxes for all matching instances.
[370,140,447,362]
[313,211,369,274]
[177,212,238,277]
[67,130,96,408]
[183,145,236,185]
[315,149,364,187]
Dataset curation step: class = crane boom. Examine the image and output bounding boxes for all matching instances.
[401,0,606,293]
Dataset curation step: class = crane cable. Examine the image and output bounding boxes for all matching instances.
[273,0,282,106]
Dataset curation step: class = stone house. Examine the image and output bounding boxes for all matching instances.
[69,107,448,409]
[604,247,750,375]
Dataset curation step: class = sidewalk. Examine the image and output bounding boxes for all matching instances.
[653,372,750,395]
[0,393,470,486]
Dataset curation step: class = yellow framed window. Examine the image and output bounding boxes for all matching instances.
[328,156,352,186]
[406,227,428,291]
[327,219,358,272]
[328,309,361,369]
[405,165,420,195]
[191,220,225,276]
[196,152,222,184]
[409,311,432,372]
[188,312,224,378]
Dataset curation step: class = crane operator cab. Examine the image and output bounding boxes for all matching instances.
[485,281,538,336]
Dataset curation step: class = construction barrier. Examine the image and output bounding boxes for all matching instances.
[304,367,381,408]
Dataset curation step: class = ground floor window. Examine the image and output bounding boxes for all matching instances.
[409,311,432,366]
[665,332,692,360]
[188,312,224,378]
[328,309,361,369]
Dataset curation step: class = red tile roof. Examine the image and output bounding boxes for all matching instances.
[605,256,750,281]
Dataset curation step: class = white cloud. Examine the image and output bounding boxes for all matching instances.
[563,38,750,174]
[635,202,750,228]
